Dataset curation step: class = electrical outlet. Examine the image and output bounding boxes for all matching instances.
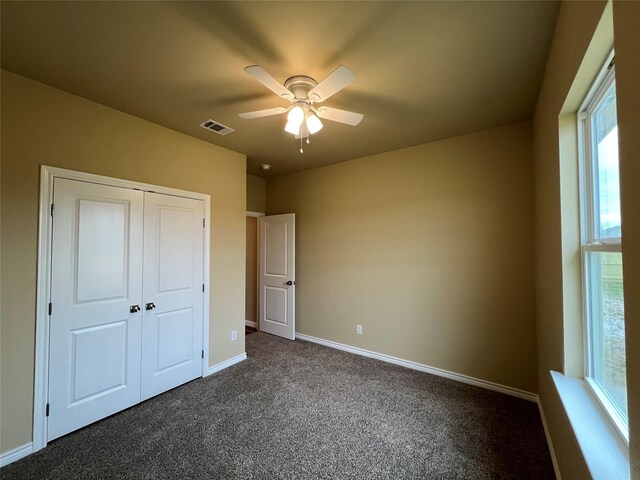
[231,330,237,341]
[356,324,363,335]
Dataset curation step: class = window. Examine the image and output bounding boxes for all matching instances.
[578,54,627,439]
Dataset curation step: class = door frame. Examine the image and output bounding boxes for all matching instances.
[34,166,211,452]
[246,211,264,330]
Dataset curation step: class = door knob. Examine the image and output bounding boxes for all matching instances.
[286,281,296,286]
[145,302,156,311]
[130,305,141,313]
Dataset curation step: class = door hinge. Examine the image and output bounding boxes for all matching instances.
[46,403,50,417]
[203,218,205,228]
[48,303,52,316]
[50,204,55,217]
[202,284,205,293]
[201,350,205,359]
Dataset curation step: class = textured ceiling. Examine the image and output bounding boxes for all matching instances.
[1,1,560,177]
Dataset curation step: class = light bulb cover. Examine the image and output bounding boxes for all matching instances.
[298,121,309,139]
[306,112,323,134]
[285,119,301,135]
[287,105,305,126]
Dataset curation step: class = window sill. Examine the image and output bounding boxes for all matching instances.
[551,371,629,480]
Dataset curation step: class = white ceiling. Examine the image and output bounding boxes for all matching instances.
[1,1,560,177]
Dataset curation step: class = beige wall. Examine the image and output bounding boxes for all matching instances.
[245,216,258,325]
[534,1,640,478]
[267,122,537,392]
[246,174,266,213]
[0,71,247,453]
[613,2,640,476]
[533,3,605,478]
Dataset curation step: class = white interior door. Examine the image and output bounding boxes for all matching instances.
[141,193,204,400]
[259,214,295,340]
[48,179,144,441]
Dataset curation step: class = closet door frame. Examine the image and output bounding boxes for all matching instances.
[34,166,211,452]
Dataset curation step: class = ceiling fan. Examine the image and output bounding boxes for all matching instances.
[239,65,363,151]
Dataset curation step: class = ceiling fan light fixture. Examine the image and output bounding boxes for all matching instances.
[285,119,301,136]
[306,112,323,134]
[287,104,305,126]
[240,65,363,148]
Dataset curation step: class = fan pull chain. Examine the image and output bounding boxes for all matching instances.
[298,134,311,154]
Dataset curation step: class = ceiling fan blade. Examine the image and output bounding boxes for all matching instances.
[244,66,294,100]
[238,107,288,120]
[315,107,363,126]
[308,66,356,102]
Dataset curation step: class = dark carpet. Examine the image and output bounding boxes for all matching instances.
[2,332,554,479]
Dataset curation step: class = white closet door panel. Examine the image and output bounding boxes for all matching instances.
[265,222,288,275]
[141,193,204,400]
[48,178,144,441]
[76,200,128,301]
[71,320,127,400]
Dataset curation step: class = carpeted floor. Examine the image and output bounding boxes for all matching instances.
[2,332,554,479]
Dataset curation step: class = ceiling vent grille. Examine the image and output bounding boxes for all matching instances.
[199,119,234,135]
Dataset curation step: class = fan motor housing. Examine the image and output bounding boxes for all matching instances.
[284,75,317,100]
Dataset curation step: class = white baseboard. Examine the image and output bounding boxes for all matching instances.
[537,399,562,480]
[295,333,538,402]
[0,442,33,468]
[245,320,257,328]
[205,352,247,376]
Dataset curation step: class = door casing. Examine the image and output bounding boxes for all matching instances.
[34,166,211,452]
[246,211,264,330]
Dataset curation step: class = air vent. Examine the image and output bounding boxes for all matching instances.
[199,119,234,135]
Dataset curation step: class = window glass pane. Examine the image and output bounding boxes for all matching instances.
[592,85,621,239]
[588,251,627,420]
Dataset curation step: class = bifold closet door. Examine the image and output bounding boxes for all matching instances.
[48,179,144,441]
[141,192,204,401]
[48,179,205,441]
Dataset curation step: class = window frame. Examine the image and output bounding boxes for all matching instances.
[576,51,628,443]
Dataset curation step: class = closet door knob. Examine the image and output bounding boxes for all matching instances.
[130,305,141,313]
[145,302,156,311]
